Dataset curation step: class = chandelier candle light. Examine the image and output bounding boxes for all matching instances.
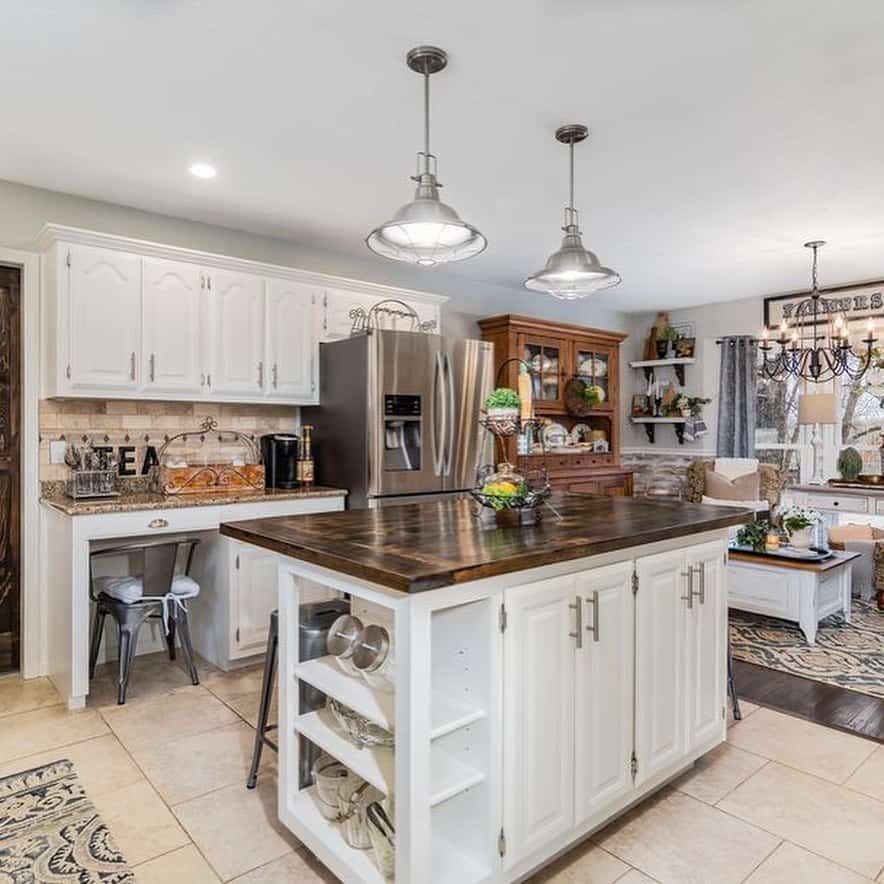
[366,46,486,266]
[759,241,877,382]
[524,124,621,299]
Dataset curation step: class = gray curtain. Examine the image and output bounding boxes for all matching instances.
[716,336,758,457]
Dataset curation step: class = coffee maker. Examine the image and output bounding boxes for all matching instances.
[260,433,299,489]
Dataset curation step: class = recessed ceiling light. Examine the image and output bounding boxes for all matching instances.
[189,162,217,179]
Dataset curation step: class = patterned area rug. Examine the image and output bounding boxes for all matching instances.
[730,599,884,699]
[0,758,135,882]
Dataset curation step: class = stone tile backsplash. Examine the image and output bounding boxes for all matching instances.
[39,399,297,484]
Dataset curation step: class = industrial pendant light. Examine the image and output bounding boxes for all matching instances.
[366,46,486,266]
[525,124,621,299]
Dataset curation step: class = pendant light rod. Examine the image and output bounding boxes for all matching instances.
[424,63,430,159]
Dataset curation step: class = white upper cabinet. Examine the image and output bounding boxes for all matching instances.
[38,226,447,403]
[266,280,316,401]
[207,270,266,396]
[66,245,142,391]
[320,287,441,341]
[142,258,203,394]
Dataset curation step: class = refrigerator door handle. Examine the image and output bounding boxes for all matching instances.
[432,352,445,477]
[443,352,455,477]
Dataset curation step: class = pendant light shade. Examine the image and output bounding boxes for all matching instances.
[525,125,620,299]
[366,46,486,267]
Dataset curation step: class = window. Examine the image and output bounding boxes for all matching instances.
[755,373,802,485]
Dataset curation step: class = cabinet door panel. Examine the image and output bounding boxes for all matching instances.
[232,545,279,656]
[503,575,575,868]
[142,258,203,394]
[67,245,141,390]
[686,541,726,751]
[574,562,635,825]
[634,549,687,786]
[266,279,315,400]
[209,270,265,395]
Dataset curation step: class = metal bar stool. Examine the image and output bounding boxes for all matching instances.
[88,538,201,704]
[247,609,278,789]
[727,634,742,721]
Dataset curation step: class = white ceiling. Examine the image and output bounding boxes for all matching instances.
[3,1,884,314]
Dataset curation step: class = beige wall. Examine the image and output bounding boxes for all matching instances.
[39,399,296,483]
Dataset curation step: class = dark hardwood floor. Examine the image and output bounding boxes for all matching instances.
[734,659,884,743]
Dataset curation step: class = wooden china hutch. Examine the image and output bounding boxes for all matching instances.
[479,314,633,497]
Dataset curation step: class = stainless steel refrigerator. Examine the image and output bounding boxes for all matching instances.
[304,329,494,508]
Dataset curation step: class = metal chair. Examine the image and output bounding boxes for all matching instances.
[246,609,278,789]
[727,634,742,721]
[88,539,201,704]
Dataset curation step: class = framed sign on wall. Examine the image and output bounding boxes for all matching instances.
[764,279,884,330]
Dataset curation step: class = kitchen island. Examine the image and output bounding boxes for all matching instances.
[221,495,749,884]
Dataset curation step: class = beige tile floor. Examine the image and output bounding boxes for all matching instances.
[0,659,882,882]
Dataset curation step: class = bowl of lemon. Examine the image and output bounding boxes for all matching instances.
[470,462,550,526]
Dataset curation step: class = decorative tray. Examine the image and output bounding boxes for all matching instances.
[728,543,833,563]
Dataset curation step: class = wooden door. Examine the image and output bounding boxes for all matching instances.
[685,541,727,751]
[0,268,19,672]
[518,333,566,412]
[634,549,687,786]
[208,270,265,396]
[266,279,315,400]
[574,562,635,826]
[503,575,576,868]
[67,245,141,390]
[142,258,203,394]
[231,543,279,657]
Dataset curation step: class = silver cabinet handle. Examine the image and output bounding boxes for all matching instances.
[130,352,136,381]
[585,591,600,642]
[569,598,583,649]
[200,372,205,386]
[680,568,694,608]
[693,563,706,604]
[149,353,155,382]
[272,362,278,389]
[257,361,264,387]
[148,518,169,529]
[207,373,212,387]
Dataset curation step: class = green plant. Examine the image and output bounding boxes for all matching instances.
[736,520,774,552]
[780,505,819,533]
[659,325,679,342]
[582,384,603,407]
[484,387,521,410]
[837,446,863,481]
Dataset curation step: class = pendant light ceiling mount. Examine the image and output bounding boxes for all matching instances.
[366,45,486,267]
[524,122,621,300]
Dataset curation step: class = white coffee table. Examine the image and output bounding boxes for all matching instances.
[727,549,858,645]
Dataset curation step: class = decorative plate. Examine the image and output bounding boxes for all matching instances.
[542,422,568,448]
[570,423,591,443]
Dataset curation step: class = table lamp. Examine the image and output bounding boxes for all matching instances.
[798,392,837,485]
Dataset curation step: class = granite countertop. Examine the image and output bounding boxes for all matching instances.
[220,494,750,593]
[41,486,347,516]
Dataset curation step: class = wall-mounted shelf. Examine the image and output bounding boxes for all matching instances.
[629,357,695,386]
[630,416,686,445]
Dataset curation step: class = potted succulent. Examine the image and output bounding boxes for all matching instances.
[837,446,863,482]
[780,505,821,549]
[484,387,521,421]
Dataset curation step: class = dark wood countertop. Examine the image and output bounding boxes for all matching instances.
[220,494,750,593]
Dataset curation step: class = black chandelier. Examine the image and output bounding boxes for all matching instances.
[759,241,877,382]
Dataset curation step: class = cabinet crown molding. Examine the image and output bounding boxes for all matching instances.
[34,223,449,307]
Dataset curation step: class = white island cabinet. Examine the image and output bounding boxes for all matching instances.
[222,495,740,884]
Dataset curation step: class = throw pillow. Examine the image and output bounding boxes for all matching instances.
[704,469,760,500]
